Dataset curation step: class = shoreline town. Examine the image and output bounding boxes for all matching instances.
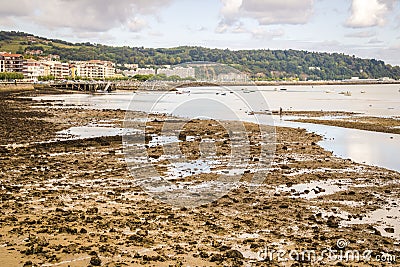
[1,51,400,86]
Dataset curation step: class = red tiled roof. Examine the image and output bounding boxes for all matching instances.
[0,53,23,57]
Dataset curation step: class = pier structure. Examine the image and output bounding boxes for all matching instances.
[48,81,116,92]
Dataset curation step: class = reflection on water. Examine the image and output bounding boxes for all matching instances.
[57,126,124,139]
[343,199,400,240]
[277,120,400,172]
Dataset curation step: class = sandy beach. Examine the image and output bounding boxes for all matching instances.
[0,88,399,266]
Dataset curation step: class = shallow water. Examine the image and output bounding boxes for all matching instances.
[276,120,400,172]
[342,199,400,240]
[257,84,400,117]
[33,84,400,172]
[57,126,124,139]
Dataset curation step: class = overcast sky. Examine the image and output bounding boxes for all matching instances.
[1,0,400,65]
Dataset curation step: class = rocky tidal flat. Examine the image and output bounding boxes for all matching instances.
[0,88,399,266]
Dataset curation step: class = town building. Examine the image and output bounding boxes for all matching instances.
[123,68,156,77]
[157,66,195,78]
[72,60,116,79]
[123,63,139,70]
[0,52,24,73]
[25,50,44,56]
[217,72,248,82]
[39,60,70,79]
[23,59,45,81]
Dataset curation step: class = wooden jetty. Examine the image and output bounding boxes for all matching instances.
[34,81,117,92]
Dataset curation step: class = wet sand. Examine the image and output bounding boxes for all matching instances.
[0,88,399,266]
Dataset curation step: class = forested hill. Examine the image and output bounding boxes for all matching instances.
[1,31,400,80]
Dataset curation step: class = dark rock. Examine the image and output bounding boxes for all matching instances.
[224,249,244,259]
[86,207,98,214]
[178,133,186,141]
[384,227,395,233]
[137,229,148,237]
[219,245,230,251]
[326,216,339,228]
[210,253,224,262]
[196,251,207,258]
[90,256,101,266]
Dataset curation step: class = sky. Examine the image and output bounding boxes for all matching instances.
[1,0,400,66]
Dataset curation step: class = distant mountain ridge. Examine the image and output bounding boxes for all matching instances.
[1,30,399,80]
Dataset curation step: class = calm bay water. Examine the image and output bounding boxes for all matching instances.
[33,84,400,172]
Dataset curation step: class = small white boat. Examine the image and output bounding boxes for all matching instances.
[339,91,352,96]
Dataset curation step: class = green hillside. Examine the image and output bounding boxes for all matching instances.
[1,31,400,80]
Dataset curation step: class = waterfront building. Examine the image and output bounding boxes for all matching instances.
[23,59,45,81]
[39,60,70,79]
[0,52,24,73]
[72,60,116,79]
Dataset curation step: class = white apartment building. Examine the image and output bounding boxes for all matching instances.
[39,60,70,79]
[123,68,156,77]
[124,63,139,70]
[157,66,195,78]
[23,59,45,81]
[217,72,248,82]
[72,60,115,79]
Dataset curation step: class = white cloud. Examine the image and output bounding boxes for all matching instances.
[368,38,383,44]
[345,30,376,38]
[215,23,230,34]
[0,0,172,32]
[217,0,313,34]
[251,27,284,39]
[240,0,314,25]
[232,23,247,33]
[0,0,34,16]
[219,0,243,25]
[127,18,148,32]
[345,0,397,28]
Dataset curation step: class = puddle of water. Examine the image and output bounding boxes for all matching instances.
[275,179,352,199]
[343,200,400,240]
[238,233,260,239]
[57,126,124,139]
[164,160,217,178]
[148,135,180,147]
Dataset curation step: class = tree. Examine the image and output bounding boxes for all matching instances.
[0,72,24,80]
